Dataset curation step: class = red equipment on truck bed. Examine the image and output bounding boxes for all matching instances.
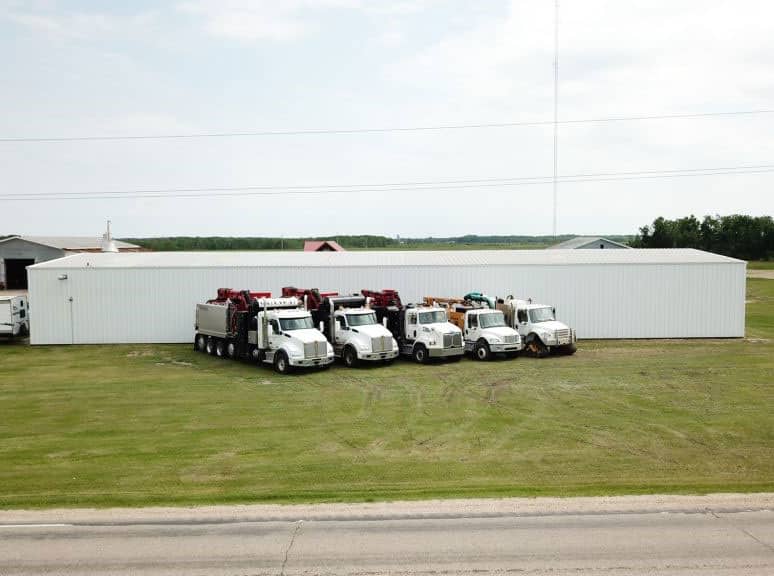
[281,287,338,311]
[207,288,271,312]
[361,289,402,309]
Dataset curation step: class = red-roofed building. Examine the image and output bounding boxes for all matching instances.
[303,240,345,252]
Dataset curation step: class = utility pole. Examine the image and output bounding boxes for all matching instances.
[553,0,559,238]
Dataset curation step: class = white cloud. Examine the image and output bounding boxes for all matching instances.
[5,9,114,38]
[177,0,363,42]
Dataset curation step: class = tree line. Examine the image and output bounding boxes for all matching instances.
[631,214,773,260]
[123,234,635,252]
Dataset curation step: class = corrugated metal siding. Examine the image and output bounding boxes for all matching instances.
[29,260,746,344]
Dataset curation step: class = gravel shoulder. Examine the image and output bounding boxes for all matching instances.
[748,270,774,279]
[2,493,773,525]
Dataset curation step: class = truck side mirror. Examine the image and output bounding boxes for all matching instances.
[382,317,388,327]
[319,321,324,332]
[267,324,274,335]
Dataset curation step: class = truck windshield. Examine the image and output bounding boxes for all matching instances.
[279,316,314,331]
[418,310,447,324]
[478,311,506,328]
[529,307,555,323]
[346,312,377,326]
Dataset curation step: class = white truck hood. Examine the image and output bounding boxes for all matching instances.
[483,326,520,338]
[286,328,328,343]
[534,320,570,333]
[425,322,461,334]
[352,324,393,338]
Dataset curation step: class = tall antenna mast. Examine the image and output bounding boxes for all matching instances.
[552,0,559,238]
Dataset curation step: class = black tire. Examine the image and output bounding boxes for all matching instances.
[563,343,578,356]
[250,346,264,365]
[342,346,359,368]
[274,351,291,374]
[474,340,491,361]
[413,344,428,364]
[226,341,237,358]
[526,335,549,358]
[215,339,226,358]
[195,334,207,352]
[206,337,216,355]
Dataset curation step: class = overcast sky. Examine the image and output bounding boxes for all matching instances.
[1,0,772,239]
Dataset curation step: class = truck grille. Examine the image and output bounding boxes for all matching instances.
[443,333,463,348]
[555,329,570,343]
[503,334,518,344]
[304,341,325,358]
[371,336,391,353]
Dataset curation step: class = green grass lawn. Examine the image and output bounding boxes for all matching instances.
[1,280,772,509]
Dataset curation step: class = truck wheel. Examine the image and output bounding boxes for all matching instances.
[474,340,491,361]
[249,346,264,364]
[343,346,359,368]
[274,351,291,374]
[195,334,207,352]
[563,343,578,356]
[206,337,216,355]
[215,339,226,358]
[526,336,549,358]
[413,344,428,364]
[226,341,236,358]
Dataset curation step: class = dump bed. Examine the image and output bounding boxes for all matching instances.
[195,303,230,338]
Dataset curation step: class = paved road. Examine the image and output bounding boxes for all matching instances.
[1,507,773,575]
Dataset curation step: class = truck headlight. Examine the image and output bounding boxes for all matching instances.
[391,338,398,350]
[290,349,303,358]
[357,341,369,351]
[488,336,502,344]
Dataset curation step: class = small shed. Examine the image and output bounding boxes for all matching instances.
[549,236,631,250]
[0,236,141,290]
[303,240,345,252]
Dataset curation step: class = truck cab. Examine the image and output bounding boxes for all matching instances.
[328,306,398,367]
[397,306,464,363]
[254,300,334,373]
[497,297,577,357]
[461,308,522,360]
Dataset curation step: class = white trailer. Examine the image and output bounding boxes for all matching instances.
[0,294,29,339]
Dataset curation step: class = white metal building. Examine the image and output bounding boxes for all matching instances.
[27,249,746,344]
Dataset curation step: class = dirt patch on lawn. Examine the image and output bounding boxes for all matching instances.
[748,270,774,279]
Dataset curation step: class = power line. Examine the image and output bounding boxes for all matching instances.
[1,109,773,143]
[1,164,772,202]
[6,163,774,198]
